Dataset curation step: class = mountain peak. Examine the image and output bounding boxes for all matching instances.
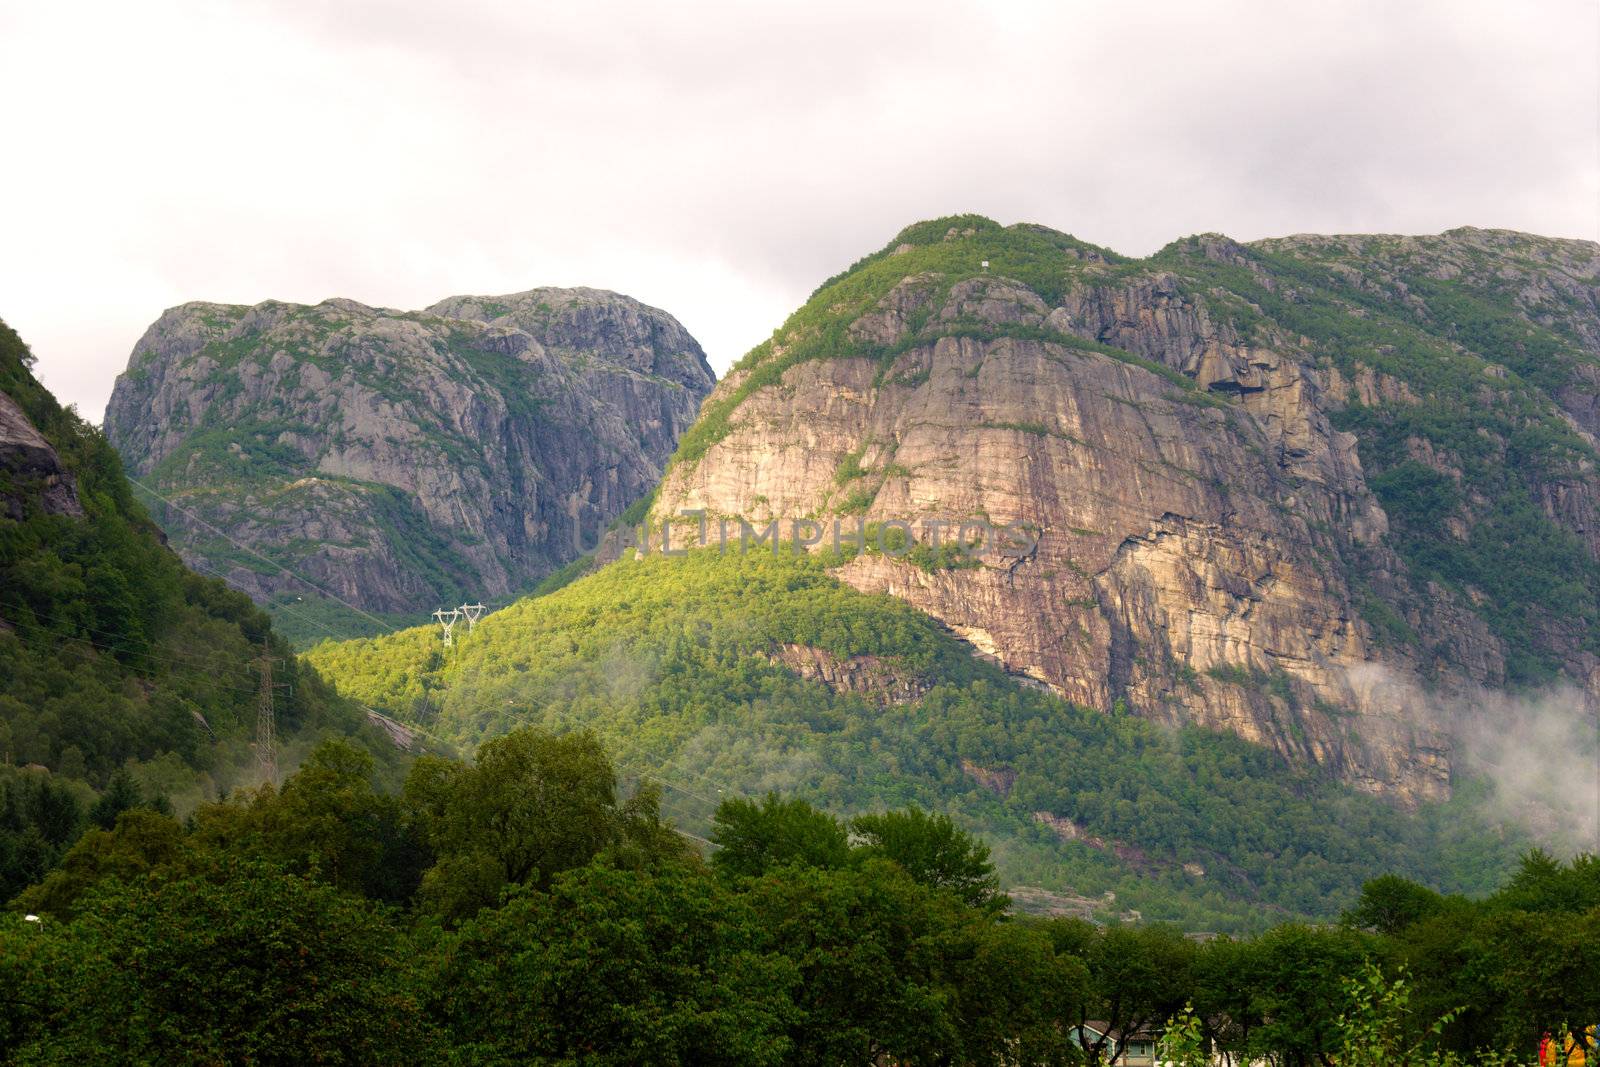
[655,215,1600,805]
[104,288,715,643]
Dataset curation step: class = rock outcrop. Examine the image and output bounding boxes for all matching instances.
[652,218,1600,804]
[768,642,931,705]
[106,288,713,640]
[0,389,81,519]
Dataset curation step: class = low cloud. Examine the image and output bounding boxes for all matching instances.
[1348,663,1599,850]
[1455,682,1600,851]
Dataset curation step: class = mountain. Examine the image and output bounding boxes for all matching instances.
[1,316,415,901]
[306,217,1600,925]
[104,288,715,644]
[302,217,1600,927]
[648,217,1600,805]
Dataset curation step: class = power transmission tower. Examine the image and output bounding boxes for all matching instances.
[256,649,278,787]
[459,602,485,633]
[433,607,462,647]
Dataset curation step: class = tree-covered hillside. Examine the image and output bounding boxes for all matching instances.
[0,317,415,902]
[308,546,1525,930]
[6,726,1592,1065]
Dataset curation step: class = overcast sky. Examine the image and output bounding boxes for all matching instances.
[2,0,1596,420]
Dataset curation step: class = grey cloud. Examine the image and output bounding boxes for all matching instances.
[0,0,1593,419]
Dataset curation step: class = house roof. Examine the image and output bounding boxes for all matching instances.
[1077,1021,1161,1042]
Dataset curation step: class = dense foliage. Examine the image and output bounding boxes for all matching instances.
[2,728,1592,1065]
[308,547,1523,930]
[0,318,411,901]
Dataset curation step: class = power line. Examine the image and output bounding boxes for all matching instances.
[641,776,723,813]
[672,829,719,850]
[181,555,357,647]
[0,598,297,689]
[651,799,722,850]
[125,475,397,633]
[0,617,267,696]
[131,480,590,651]
[629,749,747,806]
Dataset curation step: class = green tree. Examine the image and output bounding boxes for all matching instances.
[744,859,960,1063]
[1157,1003,1210,1067]
[850,807,1006,912]
[1490,850,1600,914]
[1063,922,1197,1066]
[426,864,797,1066]
[711,793,852,879]
[943,918,1088,1066]
[13,808,187,919]
[1334,962,1463,1067]
[192,738,428,905]
[1240,924,1370,1066]
[406,727,678,921]
[1,860,440,1064]
[0,770,84,903]
[1346,873,1448,934]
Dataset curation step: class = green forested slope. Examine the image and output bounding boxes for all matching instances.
[0,317,411,901]
[3,722,1593,1064]
[308,547,1522,929]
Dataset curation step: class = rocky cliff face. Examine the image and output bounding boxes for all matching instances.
[652,218,1600,803]
[0,388,81,520]
[105,288,713,642]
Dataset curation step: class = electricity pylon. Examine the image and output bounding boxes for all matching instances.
[256,649,278,787]
[433,607,462,647]
[459,602,485,633]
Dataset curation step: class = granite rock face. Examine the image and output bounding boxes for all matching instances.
[653,220,1600,803]
[0,389,81,519]
[106,288,713,640]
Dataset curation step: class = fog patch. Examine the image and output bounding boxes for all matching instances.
[1345,663,1599,850]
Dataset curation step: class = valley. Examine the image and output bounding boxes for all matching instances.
[4,216,1597,1064]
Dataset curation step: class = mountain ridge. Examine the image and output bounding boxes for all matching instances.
[302,216,1597,925]
[1,314,414,899]
[648,216,1599,803]
[104,286,715,644]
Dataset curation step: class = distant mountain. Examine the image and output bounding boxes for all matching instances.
[650,217,1600,804]
[1,316,411,900]
[104,288,715,644]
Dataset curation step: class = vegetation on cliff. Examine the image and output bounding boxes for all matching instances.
[0,317,410,903]
[1154,232,1600,683]
[668,216,1599,690]
[104,289,714,645]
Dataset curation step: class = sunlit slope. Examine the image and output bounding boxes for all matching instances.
[307,547,1521,929]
